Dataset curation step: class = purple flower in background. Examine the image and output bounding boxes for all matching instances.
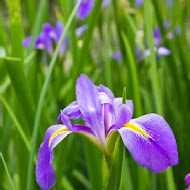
[112,51,122,62]
[136,0,143,7]
[76,0,95,20]
[167,0,173,6]
[136,47,171,62]
[185,174,190,190]
[36,74,178,190]
[102,0,110,8]
[23,21,87,57]
[153,27,162,45]
[22,36,31,47]
[76,0,110,20]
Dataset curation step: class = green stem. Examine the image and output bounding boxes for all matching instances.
[26,1,81,189]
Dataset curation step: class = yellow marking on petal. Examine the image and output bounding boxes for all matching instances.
[48,128,69,147]
[123,123,150,138]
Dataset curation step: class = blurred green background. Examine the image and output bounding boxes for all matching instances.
[0,0,190,189]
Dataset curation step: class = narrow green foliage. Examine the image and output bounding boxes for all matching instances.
[7,0,24,58]
[0,95,30,151]
[0,152,15,190]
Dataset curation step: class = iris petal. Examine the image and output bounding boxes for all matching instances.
[36,125,71,190]
[118,113,178,173]
[76,74,105,144]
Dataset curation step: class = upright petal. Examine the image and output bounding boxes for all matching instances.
[76,0,95,20]
[113,98,134,117]
[42,23,57,40]
[98,84,115,100]
[76,74,105,144]
[36,125,71,190]
[118,114,178,173]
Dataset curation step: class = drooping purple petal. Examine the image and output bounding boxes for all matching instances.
[22,36,31,47]
[136,0,143,7]
[76,74,105,144]
[185,174,190,186]
[118,113,178,173]
[102,0,110,8]
[153,27,162,45]
[76,0,95,20]
[36,125,71,190]
[112,52,122,62]
[76,25,88,37]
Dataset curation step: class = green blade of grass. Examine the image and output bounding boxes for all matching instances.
[0,95,30,151]
[143,1,176,190]
[0,152,15,190]
[121,32,142,116]
[26,1,81,189]
[4,57,35,134]
[7,0,24,59]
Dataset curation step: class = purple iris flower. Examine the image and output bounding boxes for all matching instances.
[76,0,110,20]
[23,21,87,57]
[137,46,171,62]
[36,74,178,190]
[185,174,190,190]
[112,52,122,62]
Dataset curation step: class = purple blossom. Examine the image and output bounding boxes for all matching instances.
[112,52,122,62]
[76,0,110,20]
[23,21,87,57]
[136,0,143,7]
[76,0,95,20]
[22,36,31,47]
[137,47,171,62]
[36,74,178,190]
[153,27,162,45]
